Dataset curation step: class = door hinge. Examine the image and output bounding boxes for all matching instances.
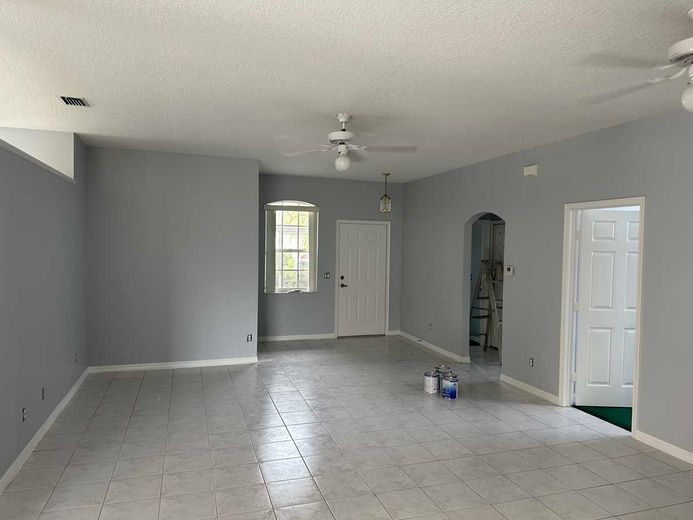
[572,301,579,311]
[571,371,577,382]
[575,230,582,240]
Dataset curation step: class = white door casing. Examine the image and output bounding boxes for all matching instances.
[574,208,640,407]
[336,221,389,337]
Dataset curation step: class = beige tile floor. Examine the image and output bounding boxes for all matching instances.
[469,344,501,366]
[0,335,691,519]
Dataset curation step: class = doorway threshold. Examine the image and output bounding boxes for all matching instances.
[574,405,632,431]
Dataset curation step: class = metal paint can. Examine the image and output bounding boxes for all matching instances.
[435,365,451,393]
[435,364,450,374]
[423,371,439,394]
[441,374,459,400]
[438,371,454,395]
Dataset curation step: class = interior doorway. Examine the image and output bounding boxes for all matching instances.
[559,198,644,432]
[469,213,505,366]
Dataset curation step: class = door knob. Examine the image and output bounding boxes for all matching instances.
[340,283,349,288]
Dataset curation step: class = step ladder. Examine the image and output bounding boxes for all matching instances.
[470,259,503,362]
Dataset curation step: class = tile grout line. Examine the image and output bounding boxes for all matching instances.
[39,372,115,516]
[200,367,218,519]
[3,337,691,520]
[156,371,172,520]
[101,372,144,519]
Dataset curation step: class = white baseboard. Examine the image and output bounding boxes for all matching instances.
[259,333,337,342]
[399,331,470,363]
[633,429,693,465]
[261,331,403,342]
[88,357,258,373]
[500,374,560,405]
[0,368,89,493]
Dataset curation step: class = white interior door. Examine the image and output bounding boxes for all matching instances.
[337,222,388,337]
[575,208,640,406]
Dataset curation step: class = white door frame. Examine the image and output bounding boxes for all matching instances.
[334,220,391,337]
[558,196,645,432]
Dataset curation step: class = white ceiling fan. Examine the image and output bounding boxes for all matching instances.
[585,7,693,110]
[282,113,417,172]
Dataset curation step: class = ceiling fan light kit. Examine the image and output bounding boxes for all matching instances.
[282,113,417,172]
[682,84,693,111]
[335,151,351,172]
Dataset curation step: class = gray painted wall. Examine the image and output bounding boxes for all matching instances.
[0,140,87,478]
[87,148,259,365]
[401,109,693,452]
[259,174,403,337]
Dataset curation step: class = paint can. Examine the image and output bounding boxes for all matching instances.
[441,374,459,400]
[437,371,454,395]
[423,371,439,394]
[435,365,451,393]
[435,364,451,374]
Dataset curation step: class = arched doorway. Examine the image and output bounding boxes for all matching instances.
[468,213,505,365]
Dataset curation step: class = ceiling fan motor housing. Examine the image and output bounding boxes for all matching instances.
[669,8,693,65]
[328,130,355,143]
[668,37,693,65]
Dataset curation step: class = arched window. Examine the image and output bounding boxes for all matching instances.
[265,201,319,293]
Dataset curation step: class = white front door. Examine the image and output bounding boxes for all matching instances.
[575,208,640,406]
[337,222,388,337]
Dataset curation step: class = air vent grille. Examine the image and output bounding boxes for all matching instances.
[60,96,89,107]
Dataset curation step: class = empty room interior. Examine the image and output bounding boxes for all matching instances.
[3,2,693,519]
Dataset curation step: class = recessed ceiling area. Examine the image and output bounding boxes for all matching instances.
[1,0,692,182]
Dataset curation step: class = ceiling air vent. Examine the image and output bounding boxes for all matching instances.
[60,96,89,107]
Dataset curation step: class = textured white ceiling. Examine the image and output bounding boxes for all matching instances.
[1,1,692,182]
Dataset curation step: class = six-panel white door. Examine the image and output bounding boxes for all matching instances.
[337,222,388,337]
[575,208,640,406]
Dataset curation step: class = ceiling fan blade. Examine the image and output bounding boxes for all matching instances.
[578,52,669,70]
[363,145,418,153]
[581,68,685,105]
[581,81,662,104]
[282,148,331,157]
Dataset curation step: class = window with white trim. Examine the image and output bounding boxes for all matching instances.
[265,201,319,293]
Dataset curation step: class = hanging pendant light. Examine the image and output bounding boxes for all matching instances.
[379,172,392,213]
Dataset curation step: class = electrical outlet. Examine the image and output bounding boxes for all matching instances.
[21,407,27,423]
[529,357,535,367]
[427,322,433,331]
[246,334,253,342]
[41,387,45,401]
[74,352,79,364]
[323,272,331,279]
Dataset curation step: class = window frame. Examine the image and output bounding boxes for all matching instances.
[265,201,319,294]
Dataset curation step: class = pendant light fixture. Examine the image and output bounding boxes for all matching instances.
[379,172,392,213]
